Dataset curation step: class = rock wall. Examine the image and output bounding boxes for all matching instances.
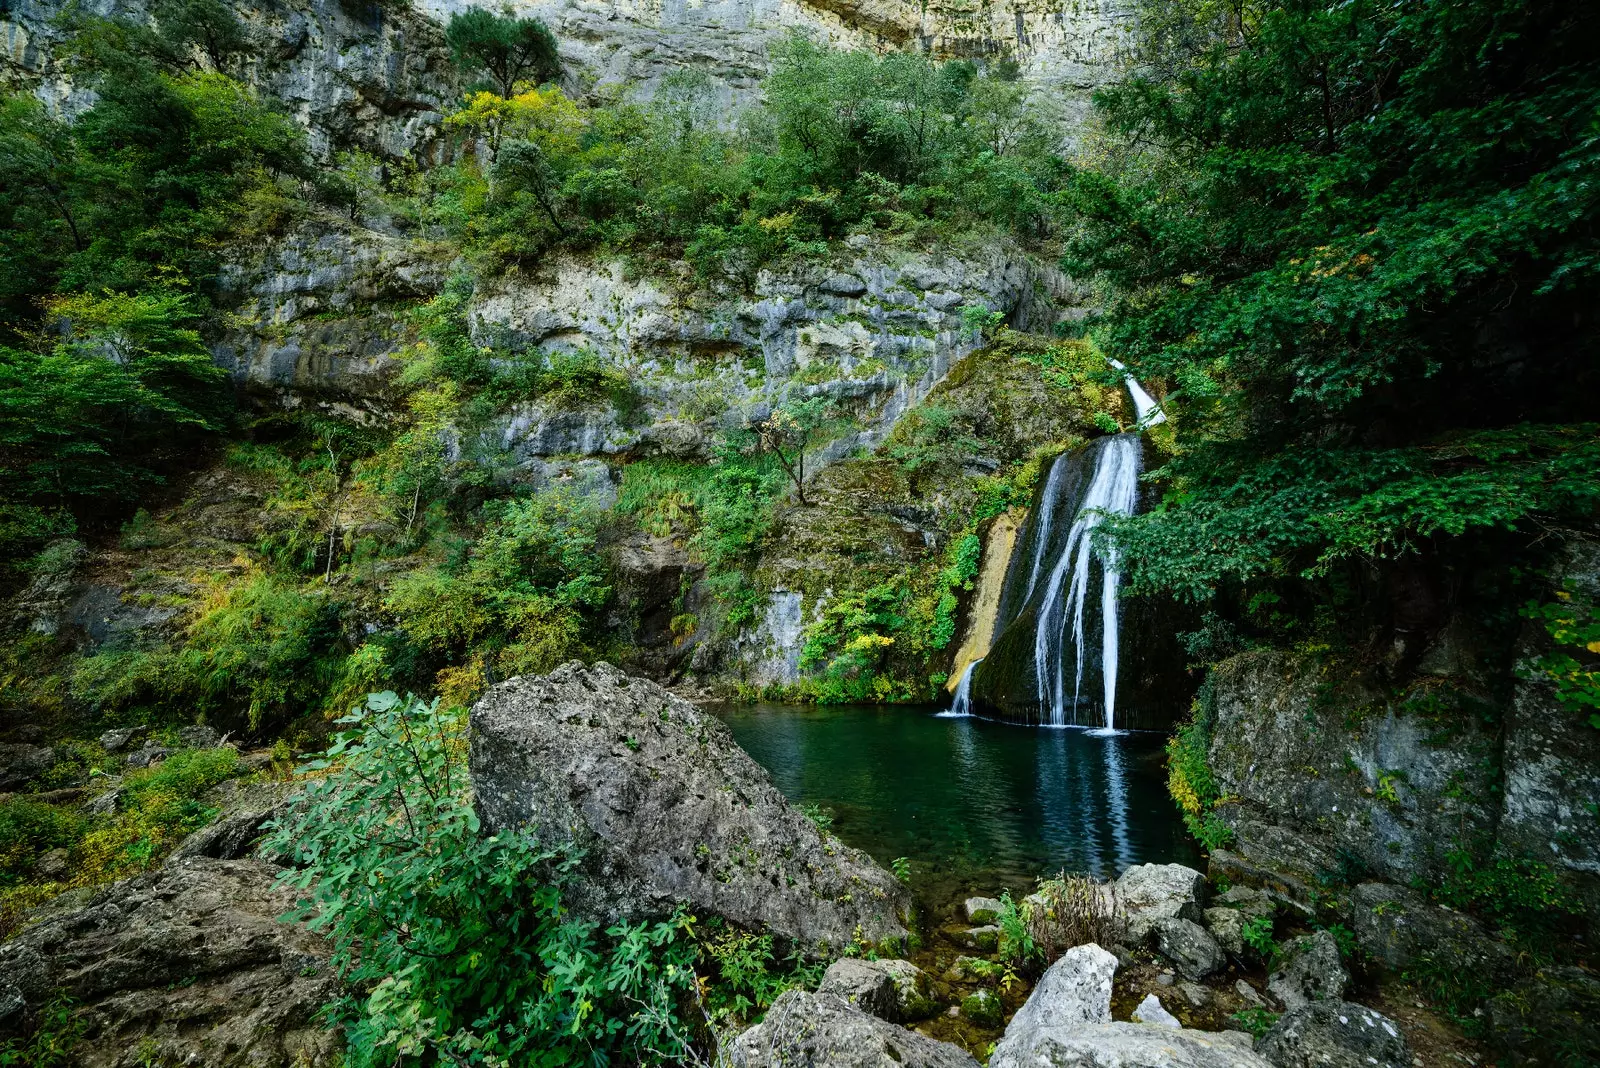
[1204,538,1600,930]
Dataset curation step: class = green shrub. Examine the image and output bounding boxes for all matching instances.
[0,799,88,886]
[262,691,703,1066]
[1165,690,1233,850]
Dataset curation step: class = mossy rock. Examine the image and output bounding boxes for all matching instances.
[961,987,1004,1028]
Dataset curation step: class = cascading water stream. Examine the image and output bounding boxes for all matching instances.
[1029,435,1142,731]
[940,660,980,718]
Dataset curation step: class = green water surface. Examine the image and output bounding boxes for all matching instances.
[715,703,1201,912]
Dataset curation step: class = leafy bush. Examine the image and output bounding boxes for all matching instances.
[262,691,704,1066]
[1522,589,1600,727]
[697,921,821,1029]
[1166,688,1233,850]
[1019,873,1126,965]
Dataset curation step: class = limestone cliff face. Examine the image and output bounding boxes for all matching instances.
[3,0,457,160]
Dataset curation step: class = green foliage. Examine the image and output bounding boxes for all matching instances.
[1239,914,1276,960]
[1166,691,1233,849]
[0,991,86,1068]
[890,856,912,883]
[697,921,822,1028]
[0,799,88,887]
[1228,1008,1280,1040]
[800,802,835,835]
[1522,590,1600,726]
[445,8,560,98]
[1435,845,1584,947]
[995,891,1037,965]
[262,691,703,1066]
[1069,0,1600,614]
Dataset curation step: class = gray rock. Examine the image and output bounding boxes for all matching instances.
[1154,917,1224,981]
[992,1022,1276,1068]
[0,743,54,790]
[965,895,1003,924]
[1116,863,1206,943]
[1350,882,1510,978]
[1204,906,1245,957]
[1178,982,1212,1008]
[97,727,143,753]
[725,989,979,1068]
[125,744,172,768]
[1216,885,1277,923]
[1268,930,1349,1011]
[995,943,1116,1049]
[177,725,222,749]
[85,787,121,816]
[817,958,935,1022]
[1257,1001,1411,1068]
[174,781,296,862]
[1235,979,1266,1007]
[1132,992,1181,1028]
[469,662,910,954]
[0,857,336,1067]
[35,848,68,881]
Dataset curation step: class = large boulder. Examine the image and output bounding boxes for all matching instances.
[1487,965,1600,1066]
[0,857,336,1068]
[1267,930,1349,1011]
[469,662,911,953]
[0,743,54,790]
[1001,943,1118,1038]
[724,989,980,1068]
[817,958,937,1022]
[1116,862,1206,943]
[1257,1001,1411,1068]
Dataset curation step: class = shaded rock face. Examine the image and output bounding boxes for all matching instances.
[0,857,336,1068]
[1153,917,1223,981]
[1487,966,1600,1067]
[1348,882,1510,979]
[1267,930,1348,1011]
[1257,1001,1411,1068]
[725,989,980,1068]
[1205,648,1501,894]
[468,661,911,953]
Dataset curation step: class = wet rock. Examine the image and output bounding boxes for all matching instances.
[1000,943,1116,1038]
[1132,992,1181,1027]
[961,924,1000,951]
[1257,1001,1411,1068]
[1268,930,1349,1011]
[0,857,336,1067]
[1178,981,1212,1008]
[962,987,1004,1027]
[469,662,910,953]
[1116,862,1206,943]
[817,959,935,1022]
[964,895,1003,924]
[725,989,979,1068]
[1349,882,1510,978]
[945,956,1001,983]
[0,744,54,790]
[1154,917,1224,981]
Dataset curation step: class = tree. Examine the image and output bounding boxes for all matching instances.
[444,8,560,98]
[756,398,831,506]
[1067,0,1600,622]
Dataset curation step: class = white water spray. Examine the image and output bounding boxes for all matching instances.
[940,660,980,718]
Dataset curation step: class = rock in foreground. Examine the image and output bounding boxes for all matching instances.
[1257,1001,1411,1068]
[726,989,979,1068]
[817,958,937,1022]
[0,857,336,1068]
[470,662,911,953]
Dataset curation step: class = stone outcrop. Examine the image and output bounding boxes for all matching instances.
[468,661,911,953]
[1115,862,1206,944]
[0,857,337,1068]
[1348,882,1509,979]
[1153,917,1224,981]
[1257,1001,1412,1068]
[816,958,936,1022]
[725,989,979,1068]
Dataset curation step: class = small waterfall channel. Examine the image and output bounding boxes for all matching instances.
[966,371,1165,730]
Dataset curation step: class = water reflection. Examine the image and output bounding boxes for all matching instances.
[715,703,1198,908]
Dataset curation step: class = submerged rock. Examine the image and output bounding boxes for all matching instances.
[817,958,936,1022]
[469,661,911,953]
[0,857,336,1067]
[1267,930,1349,1011]
[725,989,980,1068]
[1257,1001,1411,1068]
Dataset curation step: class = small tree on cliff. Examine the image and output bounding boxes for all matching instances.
[445,8,560,99]
[756,398,830,507]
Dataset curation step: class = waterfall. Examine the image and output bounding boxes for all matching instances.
[1030,435,1143,731]
[940,660,980,718]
